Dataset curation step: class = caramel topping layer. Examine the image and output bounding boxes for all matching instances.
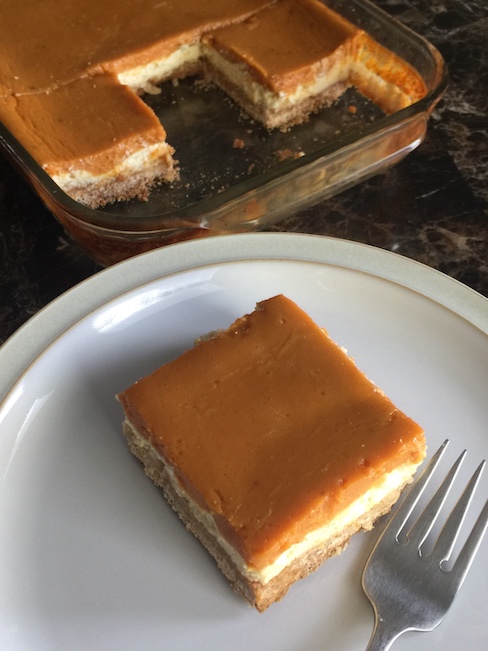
[118,295,425,569]
[0,74,167,175]
[0,0,274,95]
[204,0,361,92]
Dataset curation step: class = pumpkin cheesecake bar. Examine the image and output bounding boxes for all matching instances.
[0,74,177,208]
[117,295,426,611]
[202,0,426,129]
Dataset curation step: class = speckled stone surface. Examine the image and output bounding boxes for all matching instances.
[0,0,487,345]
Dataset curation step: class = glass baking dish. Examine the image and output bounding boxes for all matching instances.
[0,0,447,266]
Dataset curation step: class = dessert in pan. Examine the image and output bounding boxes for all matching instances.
[0,0,426,209]
[117,295,426,611]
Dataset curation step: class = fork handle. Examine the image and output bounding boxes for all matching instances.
[365,618,404,651]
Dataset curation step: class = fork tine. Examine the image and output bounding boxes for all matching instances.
[447,497,488,594]
[382,440,449,541]
[407,450,466,549]
[432,460,486,564]
[363,443,488,650]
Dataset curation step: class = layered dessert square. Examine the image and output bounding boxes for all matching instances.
[202,0,426,129]
[0,74,177,208]
[117,294,426,611]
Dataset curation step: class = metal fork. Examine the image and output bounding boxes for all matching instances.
[362,440,488,650]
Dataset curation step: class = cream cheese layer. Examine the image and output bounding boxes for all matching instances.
[203,44,352,110]
[128,422,418,586]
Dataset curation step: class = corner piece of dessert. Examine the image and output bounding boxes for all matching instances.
[202,0,427,129]
[117,294,426,611]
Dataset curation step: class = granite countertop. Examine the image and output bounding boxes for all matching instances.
[0,0,487,347]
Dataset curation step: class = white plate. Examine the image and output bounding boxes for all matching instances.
[1,233,487,651]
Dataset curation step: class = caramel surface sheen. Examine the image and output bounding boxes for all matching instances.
[119,295,425,569]
[0,0,273,94]
[0,75,167,174]
[205,0,360,92]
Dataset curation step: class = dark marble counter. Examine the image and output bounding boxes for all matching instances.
[1,0,487,346]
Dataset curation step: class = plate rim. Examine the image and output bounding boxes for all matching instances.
[1,232,487,405]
